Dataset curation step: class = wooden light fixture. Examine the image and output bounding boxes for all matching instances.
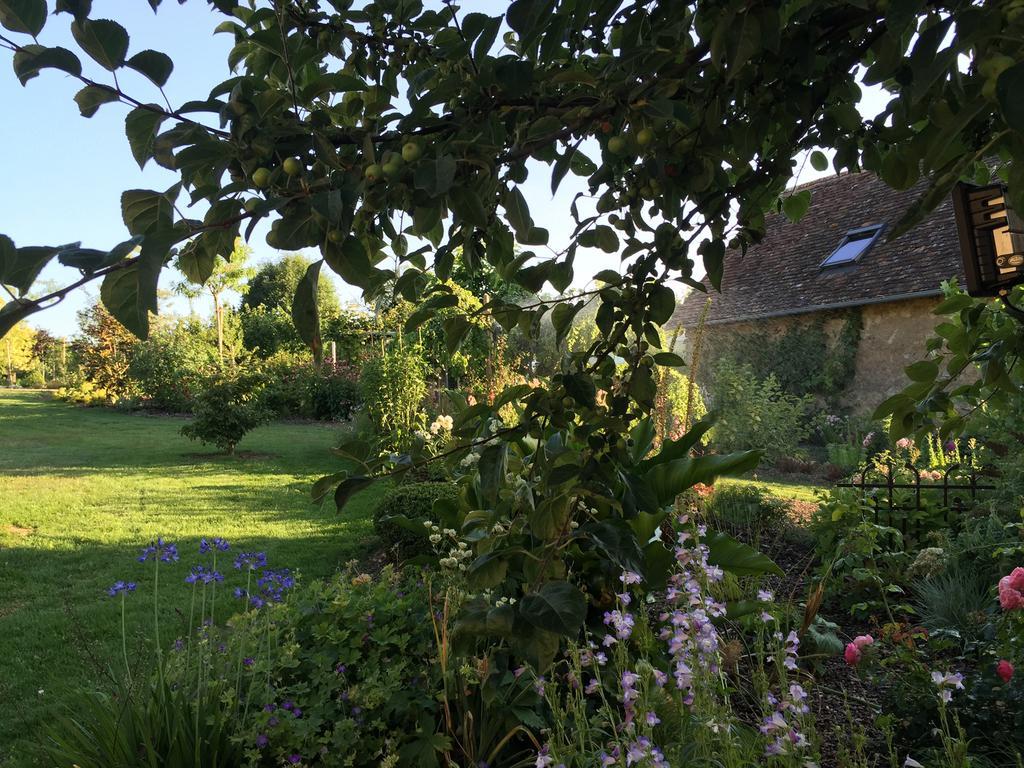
[952,181,1024,298]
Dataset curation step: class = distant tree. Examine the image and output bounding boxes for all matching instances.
[240,254,341,356]
[3,322,36,387]
[175,238,255,364]
[74,302,137,402]
[242,253,340,318]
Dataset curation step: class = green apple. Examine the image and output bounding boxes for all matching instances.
[252,167,271,188]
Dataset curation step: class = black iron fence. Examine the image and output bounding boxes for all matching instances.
[835,460,998,541]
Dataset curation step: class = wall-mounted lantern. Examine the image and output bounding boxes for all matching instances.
[952,182,1024,320]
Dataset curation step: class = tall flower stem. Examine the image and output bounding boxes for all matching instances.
[120,592,132,687]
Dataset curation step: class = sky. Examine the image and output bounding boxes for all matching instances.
[0,1,885,338]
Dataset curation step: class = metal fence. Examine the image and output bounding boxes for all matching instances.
[835,460,998,541]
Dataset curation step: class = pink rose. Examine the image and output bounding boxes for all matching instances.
[999,568,1024,611]
[896,438,912,449]
[997,660,1014,683]
[852,634,874,649]
[844,642,862,666]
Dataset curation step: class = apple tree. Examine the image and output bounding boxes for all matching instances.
[1,0,1022,664]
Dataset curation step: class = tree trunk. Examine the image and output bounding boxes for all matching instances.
[213,292,224,364]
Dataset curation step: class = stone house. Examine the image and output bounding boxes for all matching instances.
[672,170,966,412]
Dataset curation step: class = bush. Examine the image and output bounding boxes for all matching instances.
[704,484,790,537]
[913,565,994,645]
[372,481,458,555]
[707,359,810,462]
[128,320,218,412]
[258,354,362,421]
[181,373,271,454]
[359,345,427,449]
[18,365,46,389]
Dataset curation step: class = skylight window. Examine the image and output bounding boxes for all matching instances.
[820,224,884,268]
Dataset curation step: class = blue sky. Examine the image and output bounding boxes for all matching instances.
[1,1,871,337]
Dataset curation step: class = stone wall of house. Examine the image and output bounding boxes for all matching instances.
[681,297,943,414]
[842,296,943,412]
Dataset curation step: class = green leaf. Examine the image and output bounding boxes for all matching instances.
[648,284,676,325]
[904,359,938,383]
[413,155,457,197]
[809,150,829,172]
[782,189,811,222]
[121,188,174,235]
[442,315,472,354]
[292,259,322,358]
[126,49,173,87]
[125,107,164,169]
[0,0,46,37]
[583,519,644,573]
[996,62,1024,134]
[699,239,725,290]
[100,262,153,338]
[705,531,783,577]
[12,45,81,85]
[478,443,507,505]
[468,552,509,589]
[644,451,762,507]
[0,237,58,295]
[71,18,130,71]
[519,580,586,636]
[551,301,582,346]
[652,352,685,367]
[55,0,90,20]
[74,84,119,117]
[175,239,215,284]
[642,411,719,469]
[503,187,532,234]
[449,185,489,228]
[334,475,376,511]
[0,298,36,339]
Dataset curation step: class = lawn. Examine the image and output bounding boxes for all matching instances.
[0,391,383,766]
[717,475,826,504]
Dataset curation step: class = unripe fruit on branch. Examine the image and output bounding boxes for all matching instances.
[402,142,422,162]
[252,167,271,188]
[283,157,303,176]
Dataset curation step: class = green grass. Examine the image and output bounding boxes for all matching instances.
[717,476,825,503]
[0,390,383,766]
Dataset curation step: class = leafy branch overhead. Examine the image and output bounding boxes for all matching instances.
[0,0,1022,665]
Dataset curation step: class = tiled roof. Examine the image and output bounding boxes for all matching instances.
[672,170,966,327]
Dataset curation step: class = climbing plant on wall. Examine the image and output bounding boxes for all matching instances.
[702,309,863,402]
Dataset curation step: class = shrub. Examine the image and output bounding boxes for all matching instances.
[707,359,811,462]
[128,320,218,412]
[704,484,790,537]
[258,354,362,421]
[305,365,361,421]
[359,344,427,449]
[913,565,994,645]
[181,373,271,454]
[18,364,46,389]
[372,481,458,555]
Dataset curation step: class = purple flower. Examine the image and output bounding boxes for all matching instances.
[138,538,178,563]
[282,700,294,711]
[268,716,279,727]
[200,537,230,553]
[255,734,269,748]
[107,581,137,597]
[234,551,267,570]
[243,657,255,668]
[288,755,301,765]
[293,708,302,718]
[185,565,224,585]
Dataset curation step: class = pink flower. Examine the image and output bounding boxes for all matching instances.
[896,438,912,449]
[844,642,862,666]
[998,568,1024,611]
[852,634,874,649]
[997,660,1014,683]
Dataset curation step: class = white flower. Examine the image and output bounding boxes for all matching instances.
[428,534,442,545]
[904,758,925,768]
